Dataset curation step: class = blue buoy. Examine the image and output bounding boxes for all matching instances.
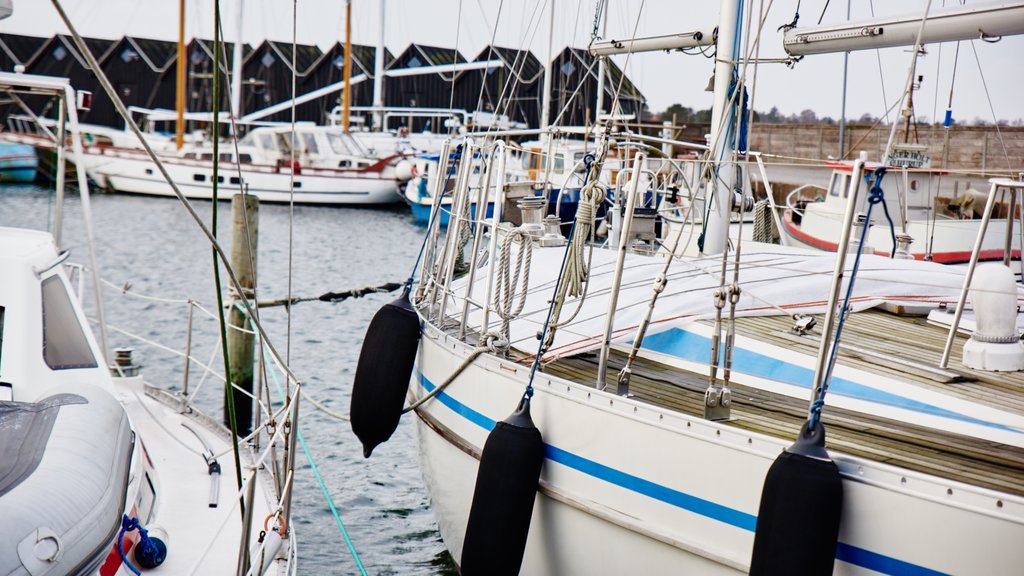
[350,291,421,458]
[461,397,545,576]
[749,420,843,575]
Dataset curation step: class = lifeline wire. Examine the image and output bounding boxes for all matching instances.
[264,349,368,576]
[407,144,464,288]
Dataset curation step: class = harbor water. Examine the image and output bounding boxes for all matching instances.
[0,183,457,575]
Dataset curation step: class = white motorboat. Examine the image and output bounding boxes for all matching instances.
[784,158,1022,263]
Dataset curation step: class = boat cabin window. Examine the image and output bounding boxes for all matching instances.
[522,152,566,172]
[40,276,98,370]
[258,133,275,151]
[301,133,319,155]
[238,154,252,164]
[829,173,851,198]
[327,132,352,155]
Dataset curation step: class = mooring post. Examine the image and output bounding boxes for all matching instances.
[227,193,258,435]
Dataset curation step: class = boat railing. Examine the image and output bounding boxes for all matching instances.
[784,184,828,217]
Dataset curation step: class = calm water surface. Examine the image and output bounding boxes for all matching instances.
[0,184,457,575]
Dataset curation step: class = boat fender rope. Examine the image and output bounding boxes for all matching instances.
[118,515,167,574]
[808,167,887,429]
[863,168,897,258]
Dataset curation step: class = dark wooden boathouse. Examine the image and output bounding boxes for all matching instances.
[457,45,544,129]
[27,35,116,124]
[241,40,322,122]
[384,43,466,132]
[548,46,646,128]
[0,33,51,124]
[90,36,178,128]
[305,42,394,127]
[186,38,252,120]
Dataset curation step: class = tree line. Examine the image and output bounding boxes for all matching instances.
[657,103,1023,127]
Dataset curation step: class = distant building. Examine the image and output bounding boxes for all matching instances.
[27,35,116,124]
[548,47,646,128]
[384,44,466,132]
[90,37,178,128]
[186,38,252,120]
[304,42,393,127]
[457,45,543,129]
[0,34,50,124]
[0,35,649,133]
[0,33,48,72]
[242,40,322,122]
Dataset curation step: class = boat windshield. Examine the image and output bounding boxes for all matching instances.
[326,131,370,157]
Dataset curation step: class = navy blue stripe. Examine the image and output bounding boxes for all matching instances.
[836,543,949,576]
[416,370,946,575]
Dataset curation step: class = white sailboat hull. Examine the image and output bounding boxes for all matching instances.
[414,324,1024,575]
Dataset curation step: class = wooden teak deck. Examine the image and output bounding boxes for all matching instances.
[543,309,1024,497]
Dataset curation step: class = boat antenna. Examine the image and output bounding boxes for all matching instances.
[882,0,933,164]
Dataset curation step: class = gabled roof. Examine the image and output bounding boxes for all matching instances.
[37,35,117,70]
[471,45,543,84]
[187,38,253,74]
[103,37,177,73]
[0,34,49,68]
[315,43,394,78]
[248,40,324,77]
[388,44,466,80]
[556,47,643,101]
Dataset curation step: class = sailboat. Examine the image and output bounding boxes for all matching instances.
[352,1,1024,574]
[0,70,296,576]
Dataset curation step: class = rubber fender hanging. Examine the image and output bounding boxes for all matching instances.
[350,291,421,458]
[461,397,545,576]
[749,419,843,576]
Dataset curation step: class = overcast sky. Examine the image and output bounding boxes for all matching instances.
[4,0,1022,123]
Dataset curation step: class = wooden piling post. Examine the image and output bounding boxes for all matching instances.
[227,193,258,435]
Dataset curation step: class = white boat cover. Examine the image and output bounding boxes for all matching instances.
[453,244,1015,360]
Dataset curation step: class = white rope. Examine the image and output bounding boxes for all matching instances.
[493,228,533,339]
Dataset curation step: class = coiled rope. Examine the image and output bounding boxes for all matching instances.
[493,228,533,341]
[544,147,609,346]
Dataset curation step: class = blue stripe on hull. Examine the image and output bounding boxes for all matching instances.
[416,367,949,575]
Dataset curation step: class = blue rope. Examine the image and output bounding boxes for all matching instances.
[866,169,898,258]
[809,167,887,428]
[117,516,142,576]
[262,345,369,576]
[406,144,464,290]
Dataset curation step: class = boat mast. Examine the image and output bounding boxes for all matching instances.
[592,0,609,124]
[539,0,554,132]
[702,0,742,256]
[882,0,932,164]
[837,0,850,158]
[231,0,244,121]
[372,0,385,131]
[175,0,185,149]
[342,0,353,132]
